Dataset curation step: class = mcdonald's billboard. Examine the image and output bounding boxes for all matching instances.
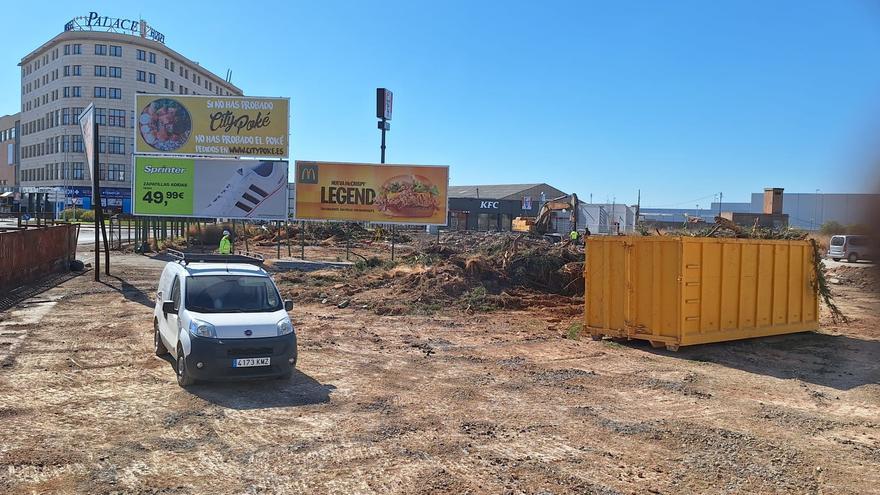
[294,161,448,224]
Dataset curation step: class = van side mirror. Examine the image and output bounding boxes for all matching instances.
[162,301,175,315]
[284,300,294,312]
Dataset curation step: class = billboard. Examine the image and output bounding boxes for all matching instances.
[294,161,448,225]
[79,104,96,183]
[134,94,289,158]
[133,156,288,219]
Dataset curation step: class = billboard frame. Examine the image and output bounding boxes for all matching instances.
[133,93,291,159]
[130,154,290,220]
[292,160,449,226]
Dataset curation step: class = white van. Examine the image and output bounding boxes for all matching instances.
[154,251,296,387]
[828,235,875,263]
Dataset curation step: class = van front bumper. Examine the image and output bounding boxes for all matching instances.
[185,332,297,381]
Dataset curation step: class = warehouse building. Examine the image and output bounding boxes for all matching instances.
[447,183,566,231]
[446,183,636,234]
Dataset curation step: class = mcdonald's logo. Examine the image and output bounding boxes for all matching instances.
[299,164,318,184]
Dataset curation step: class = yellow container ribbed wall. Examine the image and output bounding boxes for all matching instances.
[584,237,819,350]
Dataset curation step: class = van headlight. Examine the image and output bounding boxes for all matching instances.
[277,318,294,336]
[189,319,217,338]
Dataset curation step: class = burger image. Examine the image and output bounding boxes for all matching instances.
[375,174,440,217]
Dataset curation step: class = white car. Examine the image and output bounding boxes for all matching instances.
[154,251,296,387]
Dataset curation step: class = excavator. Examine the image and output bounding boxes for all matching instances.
[512,193,579,235]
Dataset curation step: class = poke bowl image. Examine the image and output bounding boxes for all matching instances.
[139,98,192,152]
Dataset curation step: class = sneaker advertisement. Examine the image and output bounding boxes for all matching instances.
[133,156,288,219]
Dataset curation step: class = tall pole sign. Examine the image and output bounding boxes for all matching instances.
[80,104,109,279]
[376,88,394,259]
[376,88,392,164]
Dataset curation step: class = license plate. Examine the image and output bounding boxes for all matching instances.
[232,357,271,368]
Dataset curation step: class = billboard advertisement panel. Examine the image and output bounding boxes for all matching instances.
[134,94,289,158]
[294,161,448,225]
[133,156,288,219]
[78,104,96,183]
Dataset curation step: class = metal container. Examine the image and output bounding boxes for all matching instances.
[584,236,819,350]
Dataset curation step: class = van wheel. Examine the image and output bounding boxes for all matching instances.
[176,346,195,387]
[848,253,859,263]
[154,319,168,357]
[832,258,840,262]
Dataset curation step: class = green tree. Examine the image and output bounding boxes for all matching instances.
[819,220,845,236]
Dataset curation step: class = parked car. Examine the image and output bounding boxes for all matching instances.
[154,251,296,387]
[828,235,875,263]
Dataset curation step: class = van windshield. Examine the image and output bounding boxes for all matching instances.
[830,236,845,247]
[185,275,282,313]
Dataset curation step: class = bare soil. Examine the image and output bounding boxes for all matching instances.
[0,248,878,494]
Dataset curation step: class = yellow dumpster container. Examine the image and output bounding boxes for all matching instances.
[584,237,819,350]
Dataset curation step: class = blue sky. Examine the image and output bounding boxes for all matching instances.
[2,0,879,206]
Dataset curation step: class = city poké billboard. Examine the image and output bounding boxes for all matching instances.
[294,161,449,225]
[132,156,288,219]
[134,94,289,159]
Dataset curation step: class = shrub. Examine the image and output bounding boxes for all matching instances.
[60,208,95,221]
[819,221,845,236]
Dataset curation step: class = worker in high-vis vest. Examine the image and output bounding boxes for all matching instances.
[569,229,580,244]
[219,230,232,254]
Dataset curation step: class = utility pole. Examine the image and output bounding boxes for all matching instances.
[635,189,641,229]
[718,191,723,217]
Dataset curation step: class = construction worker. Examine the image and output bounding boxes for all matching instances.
[219,229,232,254]
[569,229,580,244]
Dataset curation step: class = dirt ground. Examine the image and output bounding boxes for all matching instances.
[0,248,878,494]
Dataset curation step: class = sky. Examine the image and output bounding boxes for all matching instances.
[2,0,879,207]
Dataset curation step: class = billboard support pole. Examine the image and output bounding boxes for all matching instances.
[381,121,394,261]
[92,125,101,281]
[300,221,305,259]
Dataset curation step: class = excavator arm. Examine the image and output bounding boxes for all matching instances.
[513,193,579,235]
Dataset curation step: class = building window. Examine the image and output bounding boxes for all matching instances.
[64,65,70,77]
[94,87,107,98]
[72,107,83,123]
[95,108,106,125]
[137,70,146,82]
[72,162,84,180]
[137,49,146,61]
[109,45,122,57]
[72,136,83,153]
[73,44,82,55]
[164,58,169,69]
[164,78,169,89]
[108,136,125,154]
[148,73,156,84]
[109,109,126,127]
[109,88,122,99]
[64,44,70,56]
[109,67,122,78]
[170,81,175,92]
[108,163,125,182]
[149,52,156,63]
[61,135,70,152]
[95,65,107,77]
[95,44,107,55]
[170,61,175,72]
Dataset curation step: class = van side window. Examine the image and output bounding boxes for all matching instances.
[171,276,181,311]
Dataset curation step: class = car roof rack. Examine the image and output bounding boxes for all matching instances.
[167,249,265,265]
